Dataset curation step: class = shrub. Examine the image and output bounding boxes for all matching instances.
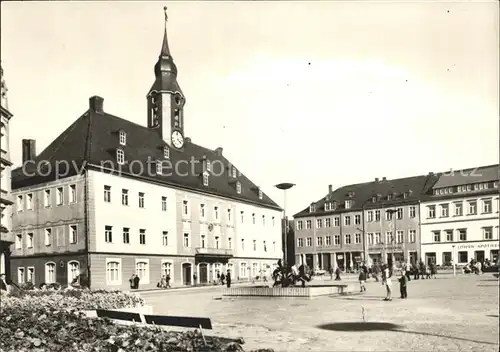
[0,292,272,351]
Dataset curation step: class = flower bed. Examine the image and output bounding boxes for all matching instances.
[0,290,272,352]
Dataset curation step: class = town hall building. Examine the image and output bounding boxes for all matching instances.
[9,8,283,290]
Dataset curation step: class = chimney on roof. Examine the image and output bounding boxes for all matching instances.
[22,139,36,163]
[375,178,379,182]
[215,147,223,156]
[89,96,104,114]
[429,172,434,175]
[328,184,333,193]
[382,177,387,181]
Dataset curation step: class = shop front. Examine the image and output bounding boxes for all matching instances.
[422,241,499,266]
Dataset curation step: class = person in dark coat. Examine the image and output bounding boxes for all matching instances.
[226,270,231,288]
[335,267,341,280]
[220,272,226,285]
[133,275,140,289]
[399,272,408,299]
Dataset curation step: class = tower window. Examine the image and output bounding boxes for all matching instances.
[116,149,125,165]
[119,130,126,146]
[156,161,163,175]
[206,160,211,172]
[203,172,209,186]
[236,182,242,194]
[258,189,263,199]
[163,146,169,159]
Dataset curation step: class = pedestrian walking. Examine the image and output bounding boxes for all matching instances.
[226,270,232,288]
[359,269,367,292]
[334,267,341,281]
[399,272,408,299]
[382,264,392,301]
[133,274,140,290]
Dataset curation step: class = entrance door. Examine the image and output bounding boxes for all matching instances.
[182,263,192,285]
[491,250,499,263]
[409,251,417,265]
[199,263,208,284]
[324,253,331,270]
[475,251,485,262]
[425,253,436,266]
[305,254,313,268]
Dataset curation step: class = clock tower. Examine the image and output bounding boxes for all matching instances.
[147,6,185,149]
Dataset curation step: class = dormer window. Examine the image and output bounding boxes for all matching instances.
[332,201,337,209]
[119,130,126,146]
[236,181,241,194]
[232,167,237,178]
[325,202,331,211]
[203,171,209,186]
[156,161,163,175]
[372,196,377,203]
[116,149,125,165]
[258,189,263,200]
[163,146,170,159]
[387,194,392,200]
[309,204,316,213]
[345,200,352,209]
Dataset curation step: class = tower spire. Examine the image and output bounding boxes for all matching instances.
[160,6,171,58]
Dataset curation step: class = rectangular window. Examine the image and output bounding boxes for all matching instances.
[316,219,323,228]
[458,251,468,263]
[385,211,393,221]
[44,190,51,207]
[334,235,340,246]
[262,215,265,225]
[138,192,145,208]
[105,226,112,243]
[236,182,241,194]
[433,231,441,242]
[17,267,25,284]
[316,237,323,246]
[355,233,361,244]
[367,211,373,222]
[200,204,206,218]
[183,200,189,216]
[215,236,220,249]
[440,204,449,217]
[122,189,129,206]
[241,238,245,250]
[445,230,453,242]
[458,229,467,241]
[354,215,361,225]
[409,206,416,218]
[139,229,146,245]
[325,236,332,246]
[123,228,130,244]
[345,200,352,209]
[427,205,436,218]
[345,234,351,244]
[297,238,304,247]
[17,195,24,211]
[119,130,126,145]
[368,233,374,245]
[454,202,463,216]
[161,196,167,211]
[214,206,219,221]
[240,211,244,223]
[26,193,33,210]
[252,213,256,224]
[306,237,312,247]
[483,199,492,213]
[263,240,266,252]
[69,225,77,244]
[183,233,190,247]
[116,149,125,164]
[253,240,257,251]
[45,228,52,246]
[375,232,381,244]
[306,220,312,229]
[385,232,393,244]
[227,209,232,223]
[325,218,331,227]
[104,186,111,203]
[200,234,206,248]
[228,237,232,249]
[69,184,77,203]
[396,208,403,220]
[16,234,22,249]
[156,161,163,175]
[162,231,168,246]
[375,210,380,221]
[27,233,34,248]
[27,267,35,284]
[344,216,351,226]
[56,187,63,206]
[203,173,209,186]
[334,217,340,226]
[396,230,404,244]
[468,201,476,215]
[483,227,493,240]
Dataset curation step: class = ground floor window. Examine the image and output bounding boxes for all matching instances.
[226,263,234,275]
[251,263,259,278]
[442,252,452,265]
[161,262,172,279]
[45,262,56,284]
[68,261,80,284]
[458,251,468,263]
[425,253,436,265]
[239,262,247,278]
[136,260,149,284]
[106,260,121,285]
[27,267,35,284]
[491,250,499,263]
[214,263,222,278]
[17,267,25,284]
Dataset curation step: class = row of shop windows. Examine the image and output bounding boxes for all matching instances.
[17,261,80,285]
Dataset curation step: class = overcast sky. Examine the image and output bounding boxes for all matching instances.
[1,1,498,216]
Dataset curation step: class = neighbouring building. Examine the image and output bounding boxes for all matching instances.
[9,10,282,289]
[293,174,439,271]
[0,63,15,280]
[420,165,499,266]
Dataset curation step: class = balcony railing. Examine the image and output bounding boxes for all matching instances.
[195,247,233,257]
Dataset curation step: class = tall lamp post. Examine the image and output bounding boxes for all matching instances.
[452,244,456,277]
[386,208,398,268]
[275,183,295,265]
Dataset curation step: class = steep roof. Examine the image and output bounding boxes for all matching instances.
[432,164,499,188]
[11,107,281,210]
[294,173,441,218]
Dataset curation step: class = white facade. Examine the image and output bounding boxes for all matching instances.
[420,194,500,265]
[91,170,178,254]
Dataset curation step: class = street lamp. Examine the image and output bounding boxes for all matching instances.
[275,183,295,265]
[452,244,456,277]
[386,208,398,268]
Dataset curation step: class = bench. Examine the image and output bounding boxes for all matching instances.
[329,284,349,295]
[95,310,212,346]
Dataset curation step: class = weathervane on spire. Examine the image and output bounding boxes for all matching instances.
[164,6,168,22]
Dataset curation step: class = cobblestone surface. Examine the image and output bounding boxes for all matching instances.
[142,274,499,352]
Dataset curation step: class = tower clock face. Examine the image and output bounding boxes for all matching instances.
[171,130,184,148]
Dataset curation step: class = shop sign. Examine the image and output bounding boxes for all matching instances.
[456,242,499,250]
